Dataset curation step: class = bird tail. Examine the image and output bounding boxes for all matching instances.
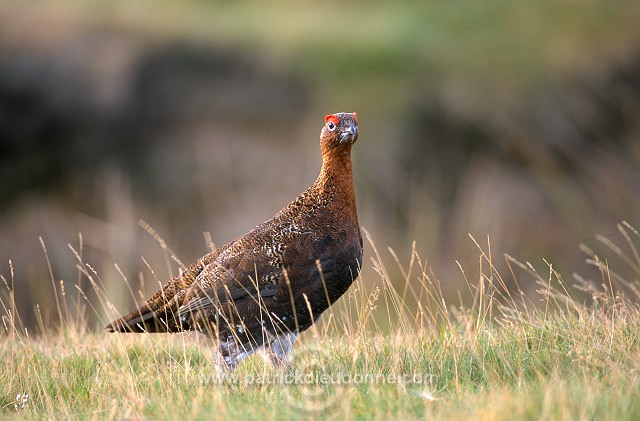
[104,300,184,333]
[104,256,208,333]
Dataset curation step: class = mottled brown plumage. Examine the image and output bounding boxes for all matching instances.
[105,112,362,368]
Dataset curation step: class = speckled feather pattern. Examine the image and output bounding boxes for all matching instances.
[106,112,362,368]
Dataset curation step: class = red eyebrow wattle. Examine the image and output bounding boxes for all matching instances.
[325,114,339,125]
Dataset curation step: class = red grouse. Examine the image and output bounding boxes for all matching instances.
[106,112,362,369]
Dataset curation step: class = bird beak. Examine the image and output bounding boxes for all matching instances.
[339,124,359,144]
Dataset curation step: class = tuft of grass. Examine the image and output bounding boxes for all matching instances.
[2,223,640,419]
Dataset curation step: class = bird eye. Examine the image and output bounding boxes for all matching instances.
[325,114,339,131]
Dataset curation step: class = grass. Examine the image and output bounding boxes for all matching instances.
[2,224,640,420]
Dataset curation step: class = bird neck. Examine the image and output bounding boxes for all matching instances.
[317,146,356,199]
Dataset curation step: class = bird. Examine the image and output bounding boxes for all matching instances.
[105,112,362,369]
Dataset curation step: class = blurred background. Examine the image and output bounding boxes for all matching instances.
[1,0,640,331]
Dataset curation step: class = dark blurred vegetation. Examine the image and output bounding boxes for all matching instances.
[1,0,640,330]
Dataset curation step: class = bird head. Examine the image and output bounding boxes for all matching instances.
[320,112,359,151]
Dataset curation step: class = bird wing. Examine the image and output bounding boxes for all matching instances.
[105,213,306,333]
[175,231,295,327]
[177,280,278,316]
